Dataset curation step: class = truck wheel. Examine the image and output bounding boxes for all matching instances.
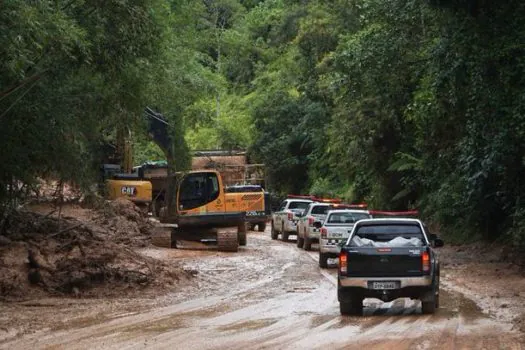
[339,299,363,316]
[282,231,289,242]
[319,253,328,268]
[421,289,437,314]
[421,300,436,314]
[296,235,304,248]
[271,222,278,240]
[238,224,247,246]
[303,237,312,251]
[435,269,440,308]
[258,223,266,232]
[170,229,178,248]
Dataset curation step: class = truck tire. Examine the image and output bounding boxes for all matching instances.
[421,289,437,314]
[217,229,239,252]
[339,298,363,316]
[271,222,278,240]
[238,223,247,246]
[319,252,328,268]
[281,223,289,241]
[303,237,312,251]
[421,300,436,314]
[258,223,266,232]
[296,235,304,248]
[170,228,179,248]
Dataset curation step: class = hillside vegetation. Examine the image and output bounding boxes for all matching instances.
[2,0,525,248]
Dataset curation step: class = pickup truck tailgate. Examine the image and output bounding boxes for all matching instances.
[344,247,425,277]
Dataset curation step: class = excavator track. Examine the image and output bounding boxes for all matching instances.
[217,228,239,252]
[150,225,174,248]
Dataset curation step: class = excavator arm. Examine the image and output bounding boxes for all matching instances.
[143,107,179,216]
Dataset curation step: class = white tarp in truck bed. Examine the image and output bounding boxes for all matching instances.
[290,209,305,216]
[351,236,423,247]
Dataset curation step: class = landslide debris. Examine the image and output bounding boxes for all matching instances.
[0,199,191,300]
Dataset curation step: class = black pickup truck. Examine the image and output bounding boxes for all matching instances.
[337,218,444,315]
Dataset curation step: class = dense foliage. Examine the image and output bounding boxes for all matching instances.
[228,0,525,247]
[0,0,210,212]
[2,0,525,247]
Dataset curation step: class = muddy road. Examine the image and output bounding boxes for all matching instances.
[1,230,524,349]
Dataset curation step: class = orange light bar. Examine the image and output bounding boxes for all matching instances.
[349,203,368,208]
[314,197,342,204]
[331,203,368,209]
[368,210,419,216]
[286,194,342,203]
[287,194,316,200]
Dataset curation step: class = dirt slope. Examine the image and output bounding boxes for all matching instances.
[0,199,193,300]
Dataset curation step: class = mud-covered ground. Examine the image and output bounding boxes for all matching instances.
[1,229,524,349]
[0,201,194,301]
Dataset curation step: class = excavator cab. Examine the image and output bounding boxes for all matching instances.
[178,172,221,211]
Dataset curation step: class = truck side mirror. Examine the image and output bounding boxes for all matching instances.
[433,238,444,248]
[313,221,322,229]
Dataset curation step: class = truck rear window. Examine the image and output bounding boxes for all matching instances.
[289,201,311,210]
[350,224,425,246]
[311,205,330,215]
[327,212,370,224]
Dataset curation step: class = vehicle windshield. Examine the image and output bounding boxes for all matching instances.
[311,205,330,215]
[179,173,220,210]
[349,224,426,247]
[289,201,311,210]
[327,212,370,224]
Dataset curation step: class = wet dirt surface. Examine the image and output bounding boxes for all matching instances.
[1,230,524,349]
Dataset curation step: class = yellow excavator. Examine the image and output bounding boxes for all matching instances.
[157,169,248,251]
[143,108,257,251]
[104,108,267,251]
[103,127,152,207]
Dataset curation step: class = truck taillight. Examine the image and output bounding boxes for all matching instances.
[320,227,327,238]
[422,251,430,273]
[308,217,315,226]
[339,252,347,273]
[287,212,293,220]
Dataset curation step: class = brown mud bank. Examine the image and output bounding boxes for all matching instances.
[438,244,525,336]
[0,199,193,300]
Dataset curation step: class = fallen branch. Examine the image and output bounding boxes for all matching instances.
[48,223,83,238]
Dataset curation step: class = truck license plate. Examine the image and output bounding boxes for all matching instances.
[370,281,398,290]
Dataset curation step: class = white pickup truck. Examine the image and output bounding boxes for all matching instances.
[296,202,332,250]
[316,209,372,268]
[271,198,312,241]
